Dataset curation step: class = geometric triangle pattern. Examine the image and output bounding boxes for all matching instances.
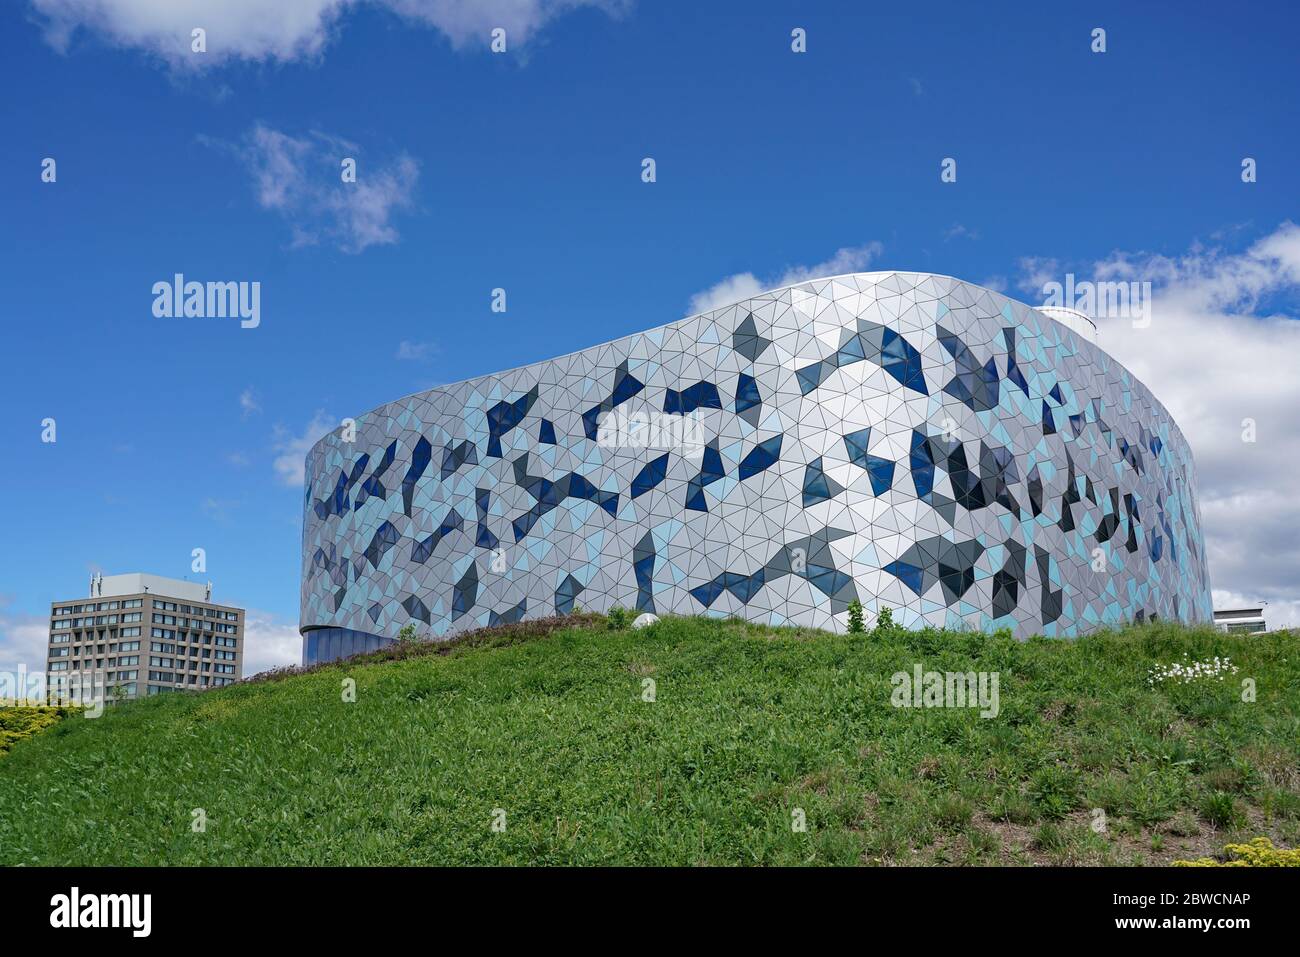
[299,271,1212,664]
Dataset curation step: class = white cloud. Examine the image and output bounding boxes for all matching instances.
[200,497,242,522]
[688,242,884,316]
[1016,255,1061,295]
[0,603,50,680]
[395,339,437,361]
[239,386,260,418]
[237,608,302,676]
[217,124,419,253]
[944,223,979,241]
[384,0,631,50]
[30,0,629,67]
[1019,223,1300,616]
[687,273,766,317]
[272,410,336,488]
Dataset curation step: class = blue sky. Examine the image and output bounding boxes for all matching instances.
[2,0,1298,672]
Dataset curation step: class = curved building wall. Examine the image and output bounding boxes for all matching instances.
[300,272,1211,662]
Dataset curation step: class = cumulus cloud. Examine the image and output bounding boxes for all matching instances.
[238,608,303,676]
[688,242,885,316]
[29,0,629,67]
[687,273,767,317]
[0,602,51,680]
[1016,255,1061,295]
[272,410,337,488]
[1019,222,1300,628]
[384,0,631,49]
[213,124,419,253]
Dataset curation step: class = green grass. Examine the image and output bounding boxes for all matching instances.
[1,616,1297,866]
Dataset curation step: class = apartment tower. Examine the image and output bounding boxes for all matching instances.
[47,573,243,701]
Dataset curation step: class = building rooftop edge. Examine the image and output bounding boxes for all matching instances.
[304,270,1136,465]
[62,572,236,606]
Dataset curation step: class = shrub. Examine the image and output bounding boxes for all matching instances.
[396,623,420,644]
[606,606,632,630]
[1174,837,1300,867]
[0,707,73,756]
[847,599,865,635]
[872,606,895,638]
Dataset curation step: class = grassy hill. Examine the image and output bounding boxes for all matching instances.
[1,614,1297,866]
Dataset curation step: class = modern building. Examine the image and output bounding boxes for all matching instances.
[300,271,1212,665]
[47,573,244,700]
[1213,606,1267,634]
